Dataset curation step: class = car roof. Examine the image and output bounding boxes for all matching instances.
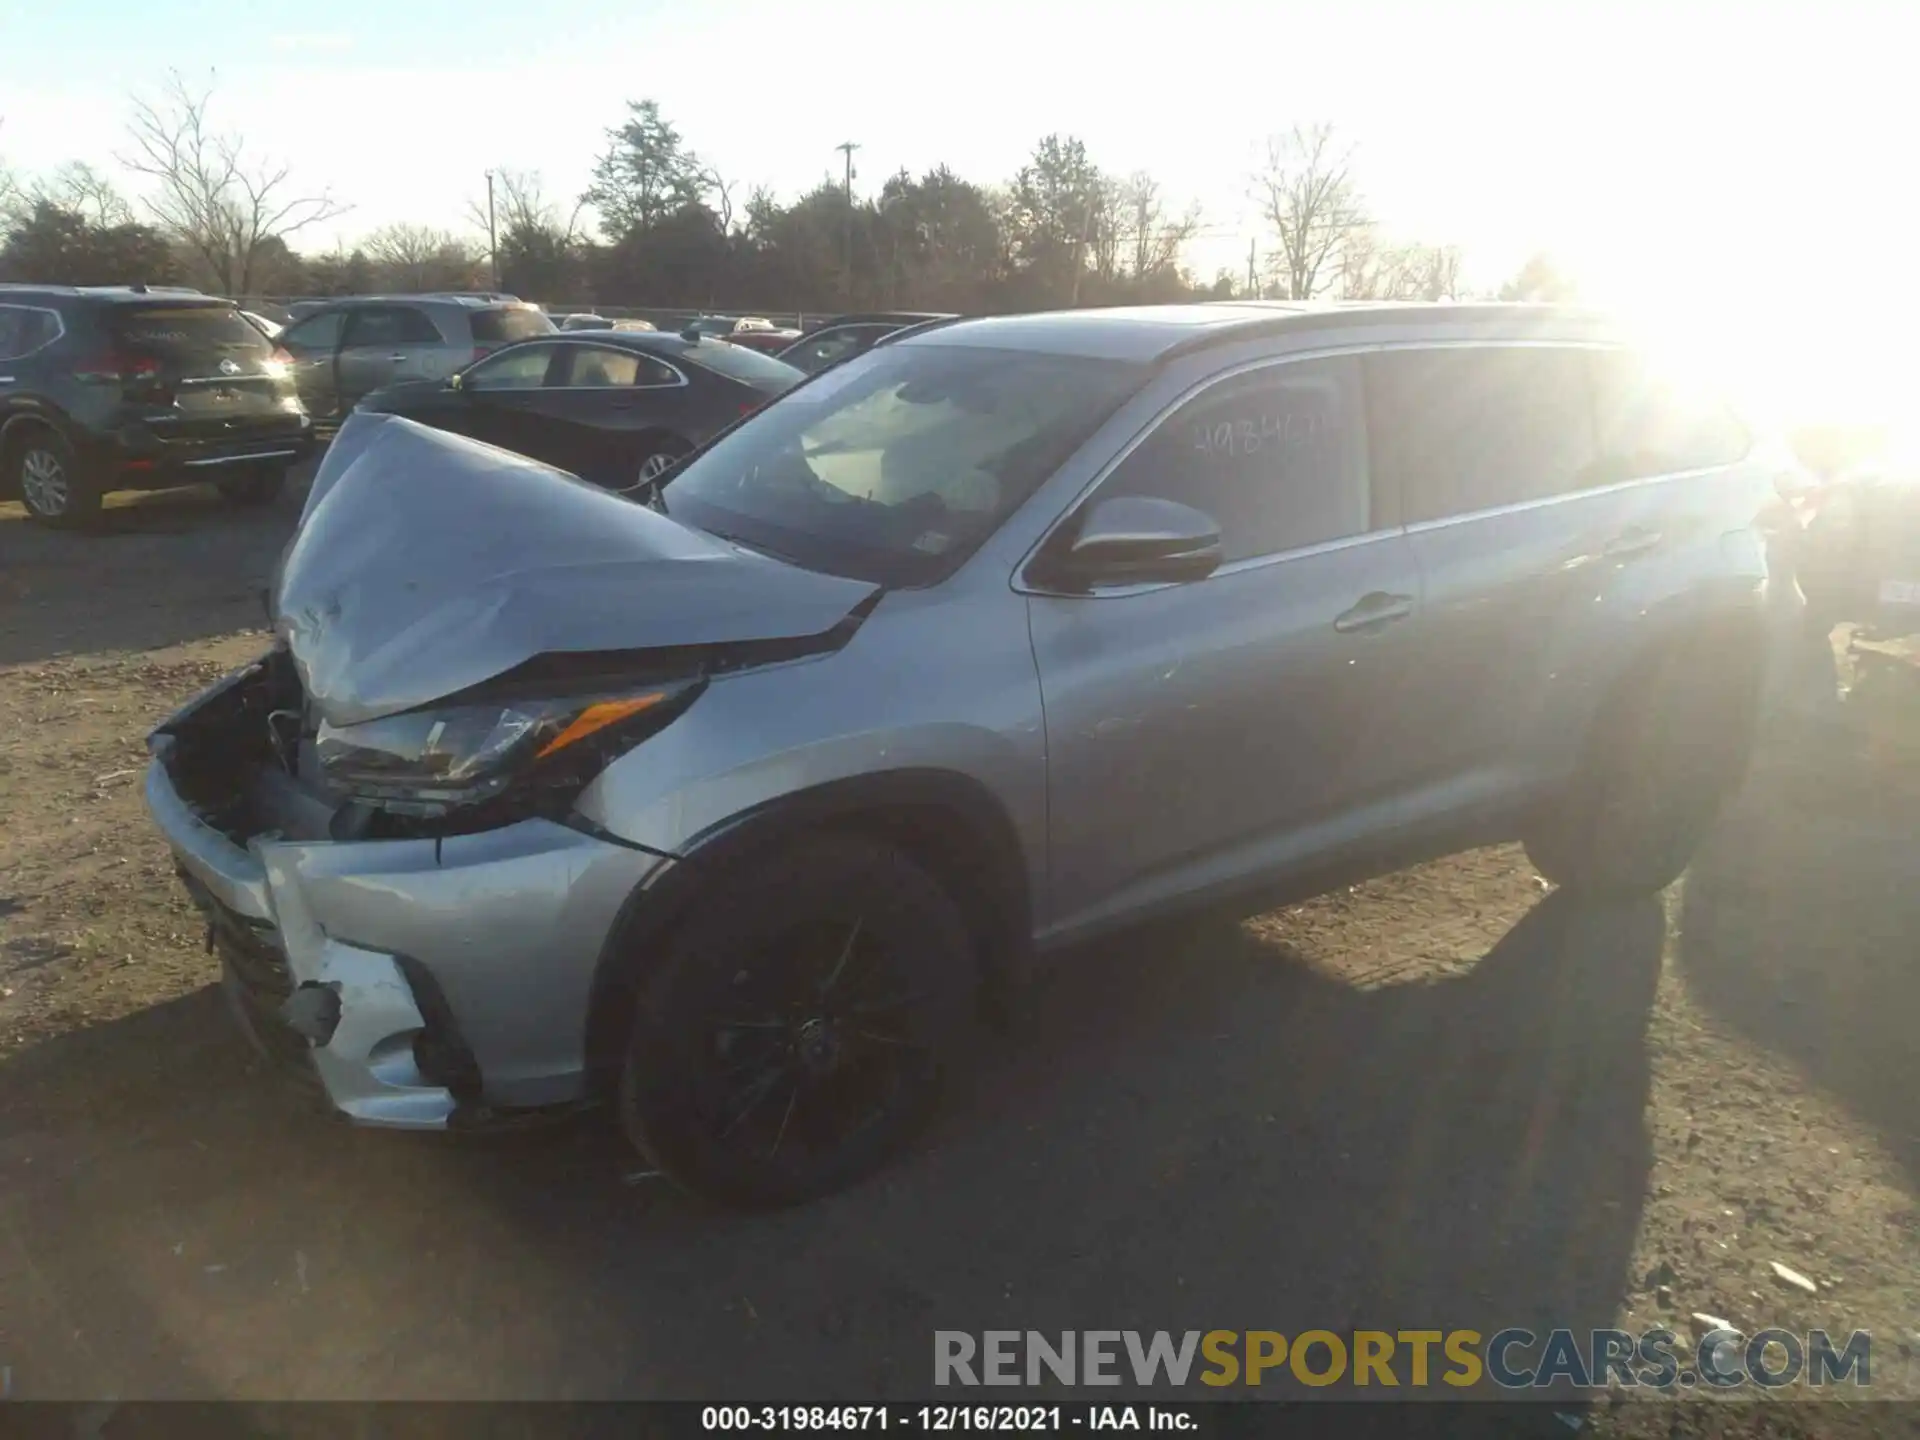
[895,301,1621,363]
[300,294,534,311]
[0,284,226,306]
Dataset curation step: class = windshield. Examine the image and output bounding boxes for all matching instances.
[660,343,1144,586]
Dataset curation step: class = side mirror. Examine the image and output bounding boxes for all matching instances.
[1043,495,1223,589]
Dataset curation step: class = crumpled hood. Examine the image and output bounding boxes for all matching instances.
[273,413,879,728]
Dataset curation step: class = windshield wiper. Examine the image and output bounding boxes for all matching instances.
[695,522,806,568]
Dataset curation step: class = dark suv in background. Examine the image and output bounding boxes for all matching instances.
[275,295,555,419]
[0,285,316,527]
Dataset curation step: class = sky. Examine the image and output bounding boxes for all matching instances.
[2,0,1915,435]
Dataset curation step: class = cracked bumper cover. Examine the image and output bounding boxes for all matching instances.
[145,756,671,1127]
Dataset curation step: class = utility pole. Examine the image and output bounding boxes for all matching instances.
[485,170,499,290]
[1068,192,1096,307]
[835,141,860,301]
[1247,238,1257,298]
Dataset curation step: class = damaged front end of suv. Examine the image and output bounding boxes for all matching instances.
[145,413,881,1130]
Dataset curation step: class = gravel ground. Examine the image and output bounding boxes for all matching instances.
[1,475,1917,1433]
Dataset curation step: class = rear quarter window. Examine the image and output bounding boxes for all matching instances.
[471,307,556,344]
[1590,349,1751,480]
[684,341,803,393]
[0,306,61,360]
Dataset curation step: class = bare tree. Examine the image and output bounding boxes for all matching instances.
[467,169,586,248]
[1339,228,1463,301]
[30,162,134,227]
[1408,243,1464,300]
[465,170,586,299]
[704,166,736,234]
[1088,175,1126,282]
[1121,172,1199,278]
[1253,123,1367,300]
[0,119,22,228]
[363,222,482,292]
[120,71,347,295]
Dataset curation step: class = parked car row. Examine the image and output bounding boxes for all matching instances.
[276,294,556,418]
[142,298,1783,1210]
[358,327,803,492]
[684,314,804,354]
[0,287,953,524]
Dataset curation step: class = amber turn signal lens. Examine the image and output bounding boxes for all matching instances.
[534,694,669,759]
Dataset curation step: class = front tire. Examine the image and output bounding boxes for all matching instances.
[1525,628,1764,897]
[14,431,101,528]
[618,835,973,1208]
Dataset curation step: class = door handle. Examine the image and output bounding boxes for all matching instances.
[386,352,408,362]
[1603,525,1662,557]
[1333,592,1415,633]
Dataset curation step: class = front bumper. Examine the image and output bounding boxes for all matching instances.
[145,753,670,1127]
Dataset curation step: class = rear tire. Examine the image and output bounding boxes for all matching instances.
[1525,627,1764,898]
[13,430,102,529]
[627,435,692,493]
[216,465,288,508]
[618,835,973,1208]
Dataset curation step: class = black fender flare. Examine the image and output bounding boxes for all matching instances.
[0,406,81,465]
[580,768,1036,1086]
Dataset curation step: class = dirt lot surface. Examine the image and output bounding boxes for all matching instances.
[2,473,1918,1432]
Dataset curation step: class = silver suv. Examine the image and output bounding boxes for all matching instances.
[275,294,554,418]
[144,303,1777,1207]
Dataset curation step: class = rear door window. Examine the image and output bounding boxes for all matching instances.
[280,310,347,351]
[1589,348,1751,481]
[471,307,554,344]
[343,306,443,347]
[0,306,60,360]
[1366,346,1598,525]
[1097,355,1370,562]
[558,346,681,387]
[560,346,643,387]
[111,304,274,370]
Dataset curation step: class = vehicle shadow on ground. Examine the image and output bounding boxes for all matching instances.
[0,478,306,666]
[1677,685,1920,1191]
[0,885,1662,1403]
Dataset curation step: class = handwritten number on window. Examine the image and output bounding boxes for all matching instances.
[1192,403,1325,461]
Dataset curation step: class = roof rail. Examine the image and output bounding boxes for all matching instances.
[1158,299,1617,363]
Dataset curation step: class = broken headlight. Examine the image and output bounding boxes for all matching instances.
[314,682,700,815]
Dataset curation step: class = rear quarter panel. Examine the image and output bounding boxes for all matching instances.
[1529,456,1775,778]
